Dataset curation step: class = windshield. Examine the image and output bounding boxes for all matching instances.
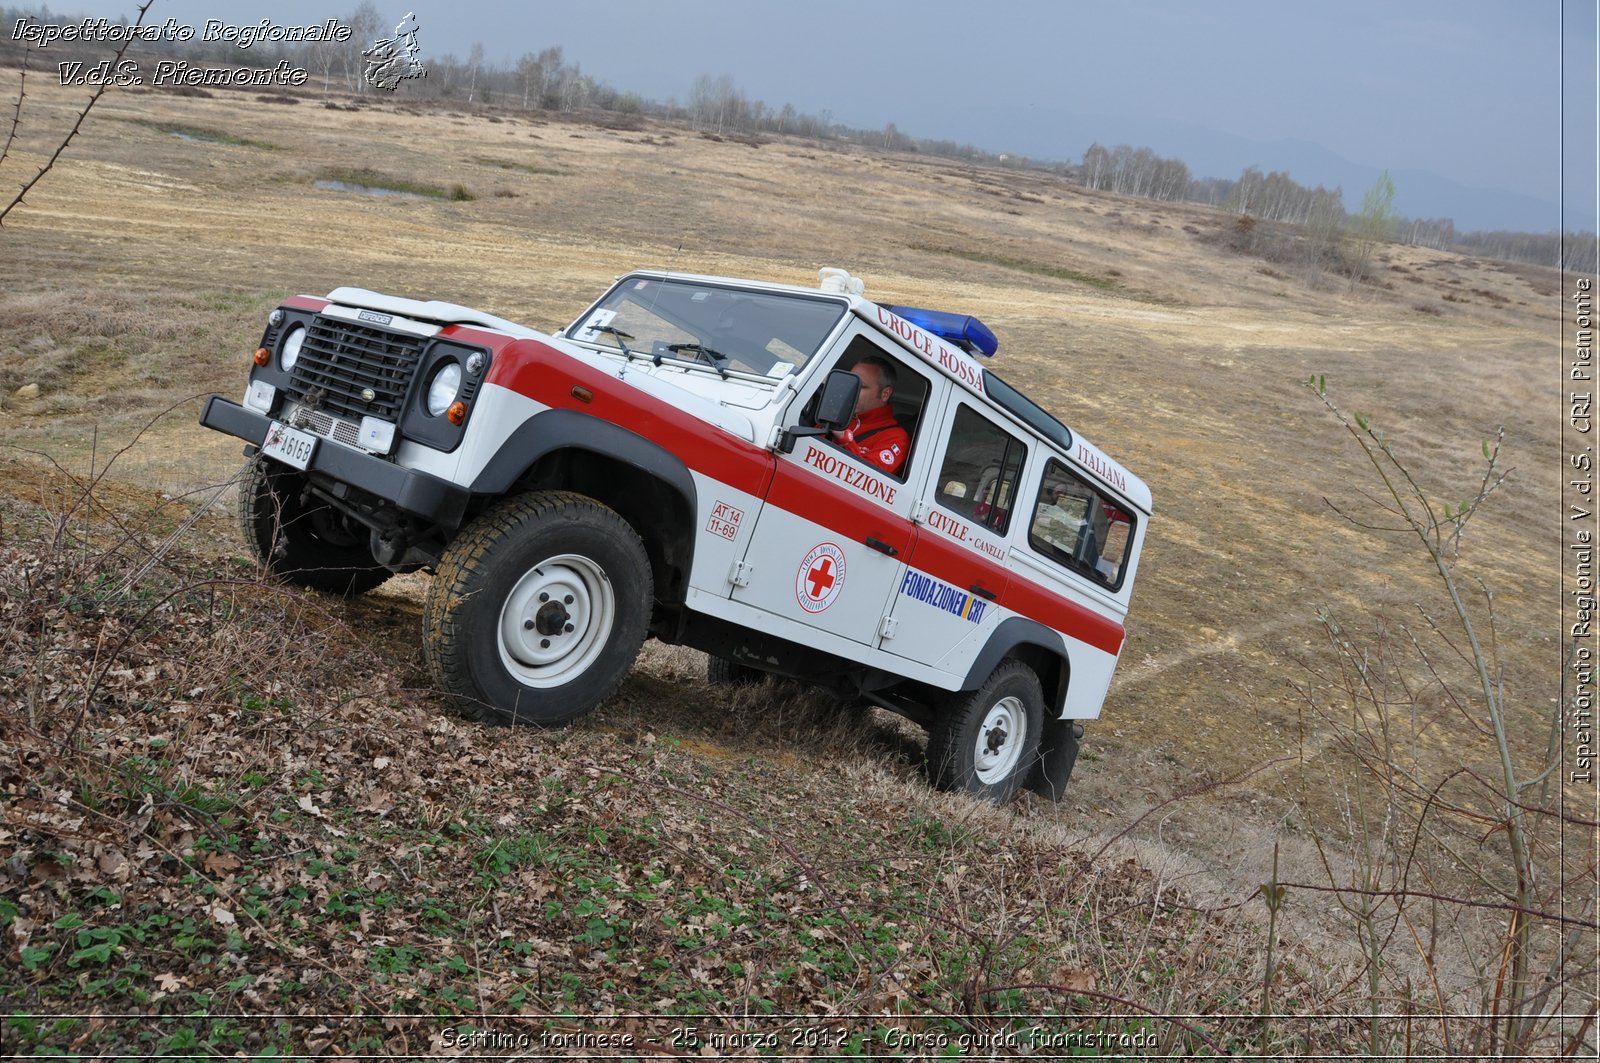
[569,275,847,378]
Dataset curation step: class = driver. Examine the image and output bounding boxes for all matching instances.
[832,356,909,476]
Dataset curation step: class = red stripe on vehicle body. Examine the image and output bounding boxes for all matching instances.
[466,332,1126,657]
[767,463,1124,656]
[479,334,774,496]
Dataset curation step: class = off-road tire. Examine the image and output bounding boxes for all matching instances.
[237,458,393,597]
[706,655,765,687]
[925,659,1045,803]
[424,491,651,727]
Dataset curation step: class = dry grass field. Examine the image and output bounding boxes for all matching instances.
[1,78,1587,1056]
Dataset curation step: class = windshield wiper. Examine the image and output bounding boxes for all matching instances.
[590,324,638,361]
[665,342,730,378]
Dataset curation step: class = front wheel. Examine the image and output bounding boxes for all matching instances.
[237,459,392,597]
[424,491,651,726]
[925,660,1045,803]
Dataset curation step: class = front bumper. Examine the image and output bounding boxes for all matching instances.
[201,395,471,528]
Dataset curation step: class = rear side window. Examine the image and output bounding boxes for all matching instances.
[933,404,1027,535]
[1029,459,1136,590]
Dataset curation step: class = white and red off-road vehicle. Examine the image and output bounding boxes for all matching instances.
[201,267,1151,801]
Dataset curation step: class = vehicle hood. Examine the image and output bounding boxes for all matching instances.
[324,287,543,340]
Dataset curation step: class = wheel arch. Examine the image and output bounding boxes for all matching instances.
[468,409,698,608]
[964,618,1082,803]
[963,617,1071,716]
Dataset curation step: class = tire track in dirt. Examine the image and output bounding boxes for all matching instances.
[1116,617,1287,686]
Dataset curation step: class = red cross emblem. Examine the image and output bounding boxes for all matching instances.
[795,542,846,613]
[806,557,836,598]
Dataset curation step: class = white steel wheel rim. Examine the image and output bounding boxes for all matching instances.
[974,695,1026,784]
[497,553,615,688]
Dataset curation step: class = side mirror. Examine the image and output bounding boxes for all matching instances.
[814,369,860,431]
[778,369,860,454]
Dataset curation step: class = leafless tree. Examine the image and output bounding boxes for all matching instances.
[464,41,485,104]
[1150,156,1190,201]
[424,51,460,97]
[342,1,384,92]
[1403,216,1457,250]
[689,73,747,134]
[1081,143,1111,190]
[303,35,341,92]
[514,52,540,108]
[533,46,563,108]
[559,64,594,112]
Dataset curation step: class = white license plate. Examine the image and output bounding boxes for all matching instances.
[261,421,317,471]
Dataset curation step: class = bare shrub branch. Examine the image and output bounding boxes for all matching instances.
[1,40,28,166]
[1298,376,1593,1057]
[0,1,154,227]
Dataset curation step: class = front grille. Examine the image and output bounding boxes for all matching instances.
[285,403,361,448]
[289,317,426,420]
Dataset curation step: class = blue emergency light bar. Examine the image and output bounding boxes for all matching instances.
[886,306,999,358]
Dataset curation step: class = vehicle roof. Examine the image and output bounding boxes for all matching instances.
[621,269,1153,513]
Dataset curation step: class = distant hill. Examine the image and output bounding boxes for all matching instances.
[944,105,1575,234]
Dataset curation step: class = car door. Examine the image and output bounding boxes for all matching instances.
[880,398,1028,673]
[730,325,947,647]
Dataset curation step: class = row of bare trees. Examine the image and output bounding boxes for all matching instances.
[1075,145,1592,270]
[1227,165,1345,225]
[684,74,832,139]
[1081,142,1191,201]
[1457,229,1600,271]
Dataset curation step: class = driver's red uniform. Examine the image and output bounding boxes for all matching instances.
[836,404,909,476]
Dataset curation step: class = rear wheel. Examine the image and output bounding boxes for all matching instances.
[425,491,651,726]
[925,660,1044,803]
[237,458,392,597]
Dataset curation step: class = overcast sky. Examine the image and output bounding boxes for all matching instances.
[24,0,1600,231]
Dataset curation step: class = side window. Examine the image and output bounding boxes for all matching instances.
[1029,459,1136,589]
[934,404,1027,535]
[807,335,929,480]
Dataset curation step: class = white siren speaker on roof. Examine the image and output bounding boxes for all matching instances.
[818,267,865,296]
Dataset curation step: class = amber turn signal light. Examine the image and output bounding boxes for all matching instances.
[253,347,271,366]
[447,401,468,425]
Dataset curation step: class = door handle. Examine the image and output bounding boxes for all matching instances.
[865,536,898,557]
[969,584,998,601]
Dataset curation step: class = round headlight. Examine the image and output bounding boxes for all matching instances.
[426,361,462,417]
[280,325,305,372]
